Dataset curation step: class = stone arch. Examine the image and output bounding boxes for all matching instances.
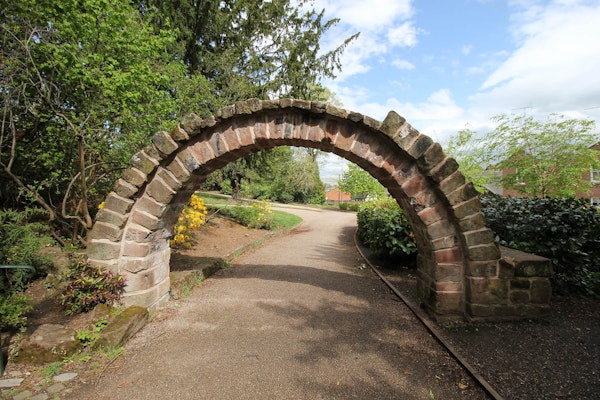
[87,98,504,321]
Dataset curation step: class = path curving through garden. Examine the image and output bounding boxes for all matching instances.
[69,207,489,399]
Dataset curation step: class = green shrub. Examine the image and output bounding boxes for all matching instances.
[60,260,126,315]
[356,199,417,263]
[481,195,600,295]
[0,208,55,293]
[0,292,32,331]
[339,202,361,212]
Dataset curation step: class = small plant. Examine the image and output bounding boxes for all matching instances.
[60,260,126,315]
[99,346,125,360]
[170,194,208,248]
[75,318,108,347]
[40,361,63,377]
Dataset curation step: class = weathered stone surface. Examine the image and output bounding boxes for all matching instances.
[104,192,134,214]
[406,134,433,159]
[153,131,179,156]
[17,324,78,364]
[95,208,128,229]
[530,278,552,304]
[417,142,445,172]
[53,372,78,382]
[430,157,460,184]
[467,261,499,277]
[463,228,496,247]
[379,111,405,138]
[147,176,176,204]
[88,221,122,242]
[170,124,190,142]
[87,240,121,261]
[468,243,501,261]
[130,150,159,174]
[113,178,138,198]
[94,306,149,349]
[180,113,202,135]
[453,197,482,221]
[501,246,553,277]
[447,182,479,205]
[0,378,24,388]
[121,167,147,188]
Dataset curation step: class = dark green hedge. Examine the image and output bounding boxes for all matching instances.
[481,195,600,296]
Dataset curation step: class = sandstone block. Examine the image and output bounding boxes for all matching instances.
[113,178,138,198]
[17,324,78,364]
[94,306,148,349]
[121,167,147,188]
[530,278,552,304]
[87,240,121,261]
[130,150,158,174]
[180,113,202,135]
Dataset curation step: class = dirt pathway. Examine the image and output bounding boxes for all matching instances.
[67,207,488,399]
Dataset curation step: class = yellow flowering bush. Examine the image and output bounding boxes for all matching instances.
[250,200,274,229]
[170,194,208,248]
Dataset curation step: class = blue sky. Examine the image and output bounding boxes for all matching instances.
[311,0,600,185]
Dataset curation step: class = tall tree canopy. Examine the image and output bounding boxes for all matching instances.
[1,0,197,241]
[142,0,358,101]
[1,0,355,242]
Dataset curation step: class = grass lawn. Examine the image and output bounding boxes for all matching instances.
[196,192,232,207]
[272,210,302,228]
[196,192,302,230]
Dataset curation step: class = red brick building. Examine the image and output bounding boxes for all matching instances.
[325,187,351,203]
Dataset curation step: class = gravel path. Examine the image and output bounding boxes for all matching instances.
[67,207,488,399]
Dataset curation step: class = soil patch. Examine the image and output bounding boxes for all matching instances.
[376,264,600,400]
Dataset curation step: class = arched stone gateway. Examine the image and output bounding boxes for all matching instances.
[87,98,552,321]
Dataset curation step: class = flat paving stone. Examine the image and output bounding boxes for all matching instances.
[0,378,23,388]
[53,372,78,382]
[13,390,33,400]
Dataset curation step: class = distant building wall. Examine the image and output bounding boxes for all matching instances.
[326,187,352,202]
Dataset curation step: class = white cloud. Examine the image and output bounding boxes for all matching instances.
[313,0,417,81]
[461,45,473,55]
[313,0,413,31]
[331,88,467,142]
[391,59,415,70]
[475,1,600,116]
[387,22,418,47]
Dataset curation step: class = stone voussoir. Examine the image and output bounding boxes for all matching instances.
[113,178,138,199]
[104,192,134,215]
[121,167,148,188]
[130,150,159,175]
[180,113,203,135]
